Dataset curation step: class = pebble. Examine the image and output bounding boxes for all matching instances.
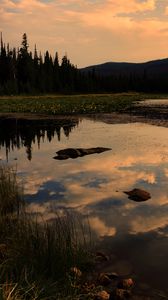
[97,273,112,286]
[95,290,110,300]
[117,278,134,289]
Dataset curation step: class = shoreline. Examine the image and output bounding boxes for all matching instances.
[0,109,168,128]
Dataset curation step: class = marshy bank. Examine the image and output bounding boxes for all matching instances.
[0,93,148,115]
[1,93,168,128]
[0,93,140,115]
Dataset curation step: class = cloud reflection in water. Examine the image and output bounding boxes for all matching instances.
[1,118,168,290]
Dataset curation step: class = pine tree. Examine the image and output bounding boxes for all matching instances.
[17,33,34,93]
[43,51,54,92]
[60,54,76,92]
[0,33,7,85]
[53,52,61,92]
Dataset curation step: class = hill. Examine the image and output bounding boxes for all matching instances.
[81,58,168,77]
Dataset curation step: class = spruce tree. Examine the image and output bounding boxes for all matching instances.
[17,33,34,93]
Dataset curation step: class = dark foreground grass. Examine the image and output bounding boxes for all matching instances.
[0,166,23,216]
[0,93,149,115]
[0,166,93,299]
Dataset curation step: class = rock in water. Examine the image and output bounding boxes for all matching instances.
[55,148,80,159]
[53,147,111,160]
[97,273,112,286]
[124,188,151,202]
[109,288,131,300]
[95,290,110,300]
[117,278,134,289]
[96,251,110,262]
[69,267,82,278]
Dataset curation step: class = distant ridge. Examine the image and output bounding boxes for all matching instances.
[81,58,168,77]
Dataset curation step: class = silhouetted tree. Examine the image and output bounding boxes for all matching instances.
[43,51,54,92]
[53,52,61,92]
[1,33,168,95]
[17,33,34,93]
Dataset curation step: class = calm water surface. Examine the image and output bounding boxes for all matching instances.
[0,116,168,291]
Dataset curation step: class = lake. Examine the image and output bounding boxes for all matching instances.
[0,114,168,293]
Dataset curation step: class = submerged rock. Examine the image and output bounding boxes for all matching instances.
[97,273,112,286]
[69,267,82,278]
[124,188,151,202]
[53,147,111,160]
[109,288,131,300]
[0,243,7,259]
[95,290,110,300]
[117,278,134,289]
[96,251,110,262]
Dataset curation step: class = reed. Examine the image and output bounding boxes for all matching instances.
[0,166,24,216]
[0,166,93,299]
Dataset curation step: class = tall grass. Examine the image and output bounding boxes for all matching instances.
[0,166,93,299]
[0,166,24,216]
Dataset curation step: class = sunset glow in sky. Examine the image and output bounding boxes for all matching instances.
[1,0,168,67]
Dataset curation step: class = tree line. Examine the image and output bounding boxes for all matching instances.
[0,33,96,94]
[1,33,168,94]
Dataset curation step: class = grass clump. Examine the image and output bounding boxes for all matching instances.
[0,166,24,216]
[0,165,93,299]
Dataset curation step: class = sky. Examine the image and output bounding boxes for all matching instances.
[1,0,168,67]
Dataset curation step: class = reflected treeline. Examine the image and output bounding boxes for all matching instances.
[0,117,79,160]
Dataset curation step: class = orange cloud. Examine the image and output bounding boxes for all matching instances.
[131,213,168,234]
[89,216,116,237]
[1,0,168,66]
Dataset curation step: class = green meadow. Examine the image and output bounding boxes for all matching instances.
[0,93,151,115]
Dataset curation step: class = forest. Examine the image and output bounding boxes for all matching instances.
[1,33,168,95]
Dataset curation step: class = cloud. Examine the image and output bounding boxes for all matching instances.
[4,118,168,240]
[24,175,52,195]
[79,0,156,27]
[164,4,168,15]
[89,216,116,237]
[131,212,168,234]
[1,0,168,66]
[165,168,168,177]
